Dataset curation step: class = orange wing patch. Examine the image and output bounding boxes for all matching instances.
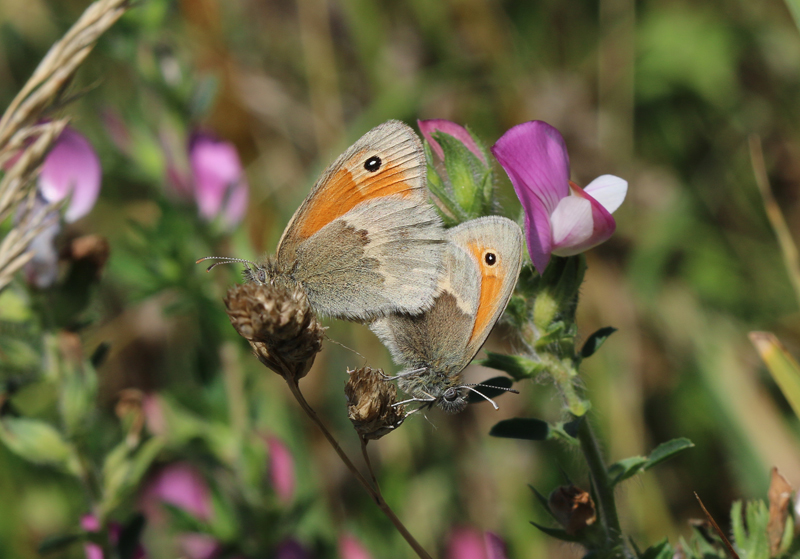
[466,241,505,345]
[294,152,418,240]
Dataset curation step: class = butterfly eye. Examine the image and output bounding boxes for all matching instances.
[364,156,382,172]
[484,251,497,266]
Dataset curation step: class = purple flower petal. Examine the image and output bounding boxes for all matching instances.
[418,119,486,163]
[550,195,593,253]
[222,178,249,228]
[484,532,507,559]
[524,198,554,274]
[39,127,101,223]
[338,534,373,559]
[583,174,627,214]
[189,133,248,227]
[140,463,212,522]
[266,436,295,503]
[491,121,570,216]
[446,528,488,559]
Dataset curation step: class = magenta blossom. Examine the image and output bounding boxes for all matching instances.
[274,539,311,559]
[492,121,627,273]
[418,119,486,163]
[446,528,507,559]
[139,462,213,523]
[266,435,295,503]
[189,132,248,228]
[338,534,373,559]
[39,126,102,223]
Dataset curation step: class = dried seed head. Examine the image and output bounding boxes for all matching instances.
[548,485,597,535]
[345,367,405,440]
[224,282,324,381]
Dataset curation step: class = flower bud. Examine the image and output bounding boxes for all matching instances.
[548,485,597,535]
[224,282,324,381]
[344,367,405,440]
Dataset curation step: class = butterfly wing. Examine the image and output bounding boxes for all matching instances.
[371,216,523,374]
[449,216,524,362]
[370,237,480,372]
[276,120,445,319]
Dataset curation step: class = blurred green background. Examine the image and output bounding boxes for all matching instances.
[2,0,800,557]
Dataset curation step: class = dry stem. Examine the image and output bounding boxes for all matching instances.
[285,379,433,559]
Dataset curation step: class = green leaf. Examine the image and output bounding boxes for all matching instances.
[0,417,79,474]
[434,131,485,216]
[608,456,649,486]
[477,351,546,380]
[529,485,557,520]
[466,376,515,404]
[638,538,674,559]
[644,438,694,469]
[529,521,581,543]
[490,418,550,440]
[580,327,617,359]
[750,332,800,421]
[38,532,85,554]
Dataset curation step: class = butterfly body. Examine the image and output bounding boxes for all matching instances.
[225,120,447,322]
[371,216,523,412]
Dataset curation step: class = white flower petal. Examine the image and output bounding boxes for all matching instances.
[551,195,593,250]
[584,174,627,214]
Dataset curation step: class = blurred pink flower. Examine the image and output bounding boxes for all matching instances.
[491,121,627,273]
[266,436,295,503]
[418,119,486,163]
[39,126,102,223]
[142,393,167,436]
[189,132,248,228]
[178,533,221,559]
[81,515,146,559]
[338,534,372,559]
[274,539,311,559]
[446,528,507,559]
[140,462,212,523]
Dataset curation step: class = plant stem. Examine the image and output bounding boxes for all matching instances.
[285,379,433,559]
[576,416,628,557]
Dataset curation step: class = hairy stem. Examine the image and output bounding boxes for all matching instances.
[576,416,628,557]
[285,379,433,559]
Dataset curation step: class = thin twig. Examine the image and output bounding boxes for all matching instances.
[694,492,739,559]
[749,135,800,307]
[285,380,433,559]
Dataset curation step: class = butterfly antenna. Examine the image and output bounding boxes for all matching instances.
[464,382,520,394]
[459,385,501,410]
[195,256,259,273]
[324,334,366,363]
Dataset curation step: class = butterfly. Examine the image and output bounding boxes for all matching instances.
[200,120,446,321]
[370,216,523,413]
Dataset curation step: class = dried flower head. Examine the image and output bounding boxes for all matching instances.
[548,485,597,535]
[345,367,405,440]
[224,282,323,381]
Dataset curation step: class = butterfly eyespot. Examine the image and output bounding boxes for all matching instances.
[364,156,382,172]
[484,251,497,266]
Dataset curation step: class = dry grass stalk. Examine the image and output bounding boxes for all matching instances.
[0,0,129,292]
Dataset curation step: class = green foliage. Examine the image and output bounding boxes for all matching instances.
[608,438,695,487]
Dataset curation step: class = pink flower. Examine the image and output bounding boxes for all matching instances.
[418,119,486,163]
[338,534,373,559]
[491,121,627,273]
[266,436,295,503]
[39,127,102,223]
[189,132,248,228]
[139,463,212,523]
[446,528,507,559]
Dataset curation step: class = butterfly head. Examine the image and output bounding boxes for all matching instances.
[397,369,468,414]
